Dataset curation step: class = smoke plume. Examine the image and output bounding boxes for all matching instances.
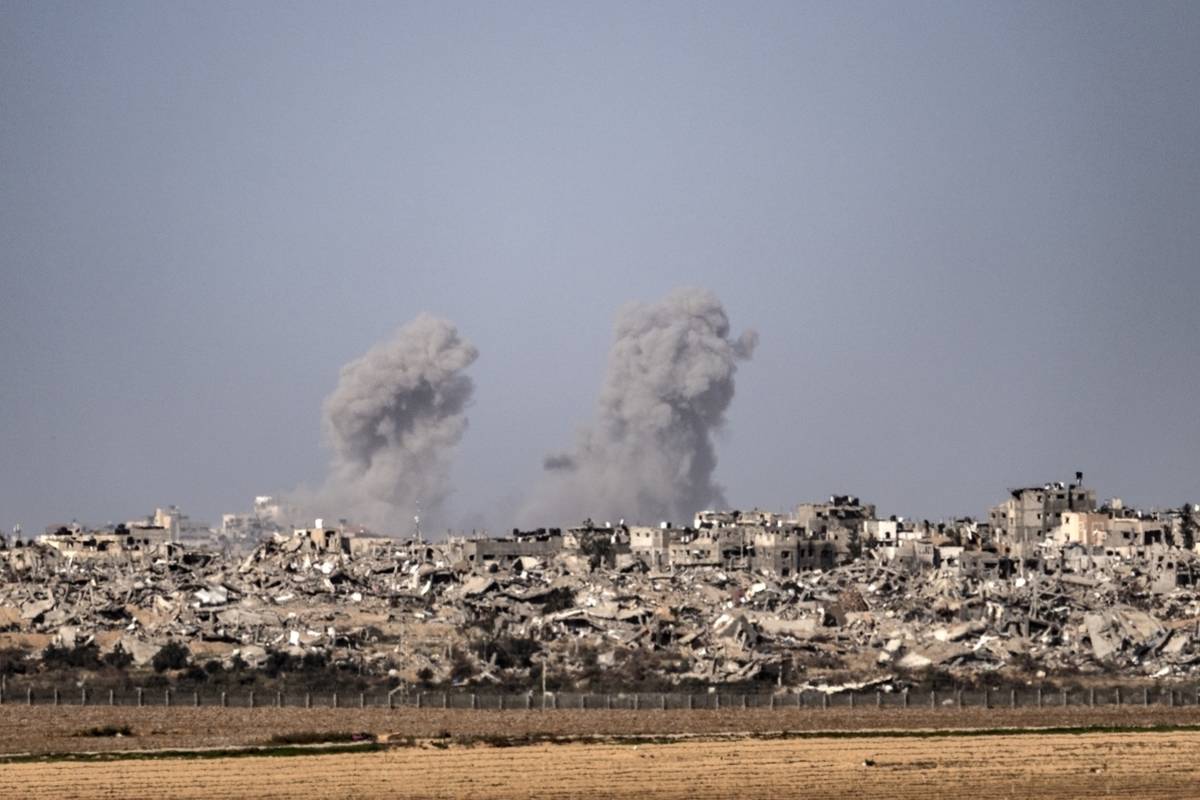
[522,288,756,526]
[303,314,477,534]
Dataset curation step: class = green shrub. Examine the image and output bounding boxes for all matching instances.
[103,644,133,670]
[42,642,101,670]
[75,725,133,738]
[0,647,29,675]
[151,641,190,672]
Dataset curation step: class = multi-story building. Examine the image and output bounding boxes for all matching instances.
[629,525,672,569]
[989,474,1096,556]
[793,495,876,535]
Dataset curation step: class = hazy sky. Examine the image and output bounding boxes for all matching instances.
[2,2,1198,535]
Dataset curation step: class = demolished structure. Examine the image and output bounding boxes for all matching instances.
[1,476,1199,691]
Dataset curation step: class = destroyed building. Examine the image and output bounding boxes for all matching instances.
[2,475,1198,692]
[989,473,1098,557]
[37,523,172,561]
[218,496,288,552]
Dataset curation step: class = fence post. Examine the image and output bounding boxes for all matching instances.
[875,691,882,708]
[956,689,962,708]
[248,691,254,709]
[417,692,423,709]
[359,692,365,709]
[1010,689,1016,708]
[26,688,32,706]
[1061,688,1067,707]
[849,692,855,709]
[930,689,936,708]
[1037,687,1043,708]
[527,692,532,710]
[822,693,828,709]
[110,689,116,707]
[136,688,143,708]
[1088,688,1095,707]
[471,693,477,710]
[634,693,640,711]
[1116,688,1121,706]
[742,695,748,709]
[1169,690,1175,707]
[165,689,171,708]
[277,691,283,708]
[220,691,227,708]
[1143,687,1149,707]
[688,694,694,710]
[193,690,199,707]
[304,693,311,709]
[903,689,910,708]
[52,688,59,706]
[333,692,339,709]
[443,692,448,709]
[81,688,87,706]
[661,694,667,711]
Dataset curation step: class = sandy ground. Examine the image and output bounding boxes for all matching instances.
[3,730,1200,799]
[0,704,1197,755]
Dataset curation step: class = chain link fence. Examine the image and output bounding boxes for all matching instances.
[1,683,1198,710]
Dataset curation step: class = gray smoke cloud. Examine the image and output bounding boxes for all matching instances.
[299,314,477,534]
[521,288,756,526]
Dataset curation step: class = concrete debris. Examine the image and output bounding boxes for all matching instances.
[2,515,1200,689]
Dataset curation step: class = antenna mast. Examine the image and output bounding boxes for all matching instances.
[414,499,422,546]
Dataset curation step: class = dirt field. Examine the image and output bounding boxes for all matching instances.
[3,706,1198,799]
[0,704,1197,755]
[2,730,1199,799]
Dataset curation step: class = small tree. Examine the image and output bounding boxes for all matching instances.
[449,647,477,683]
[541,586,576,613]
[1182,504,1197,551]
[577,533,616,570]
[263,649,295,678]
[103,644,133,670]
[0,647,29,675]
[151,641,190,672]
[300,651,328,672]
[43,642,101,670]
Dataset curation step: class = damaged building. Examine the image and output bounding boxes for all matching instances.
[1,476,1198,691]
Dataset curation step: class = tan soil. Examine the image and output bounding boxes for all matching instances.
[0,705,1196,755]
[2,731,1199,799]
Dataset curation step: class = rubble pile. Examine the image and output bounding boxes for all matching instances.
[2,530,1199,689]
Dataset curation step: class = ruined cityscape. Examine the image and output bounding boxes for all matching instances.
[5,469,1197,695]
[6,3,1200,796]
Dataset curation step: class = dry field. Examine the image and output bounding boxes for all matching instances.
[3,730,1200,799]
[0,704,1198,755]
[3,706,1199,799]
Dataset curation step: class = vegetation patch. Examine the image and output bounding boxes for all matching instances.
[73,725,134,738]
[0,742,384,765]
[267,731,374,746]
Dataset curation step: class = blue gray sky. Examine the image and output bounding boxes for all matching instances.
[2,2,1198,535]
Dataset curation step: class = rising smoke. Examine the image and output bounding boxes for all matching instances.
[521,288,757,526]
[300,314,478,534]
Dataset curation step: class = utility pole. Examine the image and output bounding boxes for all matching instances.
[414,499,422,547]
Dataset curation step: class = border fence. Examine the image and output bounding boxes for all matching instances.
[1,685,1198,711]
